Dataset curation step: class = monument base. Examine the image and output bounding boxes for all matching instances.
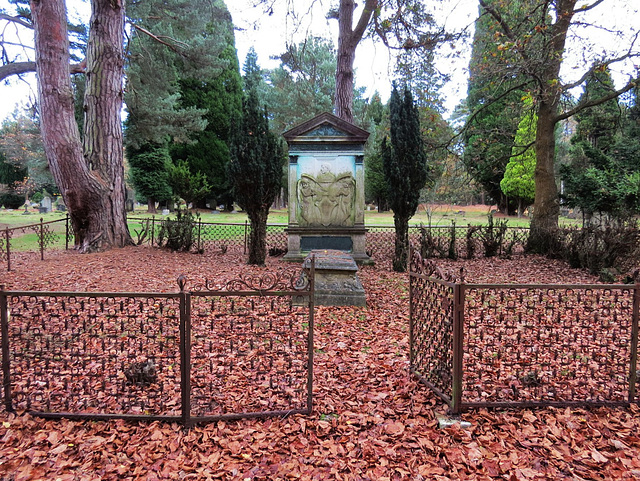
[283,226,373,265]
[302,250,366,307]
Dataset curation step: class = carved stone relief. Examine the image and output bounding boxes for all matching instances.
[297,165,355,227]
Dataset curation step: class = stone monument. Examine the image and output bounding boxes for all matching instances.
[39,195,52,213]
[282,112,371,264]
[302,250,366,306]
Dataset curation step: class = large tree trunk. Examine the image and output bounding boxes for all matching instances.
[527,0,574,253]
[392,215,410,272]
[334,0,374,122]
[528,100,560,250]
[31,0,132,253]
[247,208,268,266]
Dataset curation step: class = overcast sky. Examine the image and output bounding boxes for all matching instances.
[0,0,638,122]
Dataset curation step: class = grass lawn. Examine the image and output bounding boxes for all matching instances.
[0,203,581,253]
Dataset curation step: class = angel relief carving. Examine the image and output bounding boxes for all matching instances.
[297,166,355,227]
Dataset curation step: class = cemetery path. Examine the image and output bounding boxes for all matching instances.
[1,247,640,480]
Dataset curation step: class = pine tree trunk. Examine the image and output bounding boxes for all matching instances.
[248,208,268,265]
[393,215,410,272]
[31,0,132,253]
[334,0,374,122]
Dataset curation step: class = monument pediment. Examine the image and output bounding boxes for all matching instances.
[283,112,370,143]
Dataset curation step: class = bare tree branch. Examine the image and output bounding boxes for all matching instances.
[0,59,86,82]
[563,31,640,91]
[131,24,189,53]
[0,13,33,30]
[556,77,639,123]
[0,61,35,82]
[574,0,607,14]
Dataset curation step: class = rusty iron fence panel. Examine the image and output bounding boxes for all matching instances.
[409,254,456,403]
[367,225,530,266]
[2,218,69,271]
[129,217,289,257]
[0,265,315,427]
[463,284,638,410]
[409,250,640,414]
[2,292,182,421]
[3,215,533,271]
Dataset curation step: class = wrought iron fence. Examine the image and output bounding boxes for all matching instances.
[409,250,640,414]
[1,217,70,271]
[0,264,315,427]
[366,225,530,266]
[2,214,533,271]
[129,217,289,256]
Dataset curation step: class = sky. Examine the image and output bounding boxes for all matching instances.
[0,0,638,122]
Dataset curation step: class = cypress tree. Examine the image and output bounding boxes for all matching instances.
[126,143,173,212]
[382,86,430,272]
[229,54,285,266]
[501,98,537,217]
[463,1,536,213]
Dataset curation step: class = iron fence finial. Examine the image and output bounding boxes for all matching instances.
[177,275,187,291]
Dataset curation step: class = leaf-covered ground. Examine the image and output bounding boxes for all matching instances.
[2,247,640,480]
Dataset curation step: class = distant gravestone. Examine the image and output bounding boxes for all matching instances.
[40,196,52,213]
[54,197,66,211]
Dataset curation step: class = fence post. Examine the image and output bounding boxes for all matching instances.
[244,220,248,254]
[307,256,315,414]
[39,217,44,261]
[4,227,9,272]
[629,281,639,404]
[178,276,192,428]
[0,285,13,412]
[65,214,69,250]
[151,216,156,246]
[451,281,465,414]
[408,247,415,370]
[197,218,202,253]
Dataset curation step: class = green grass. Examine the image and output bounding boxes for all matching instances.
[0,203,581,252]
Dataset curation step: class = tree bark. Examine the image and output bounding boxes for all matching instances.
[527,0,575,252]
[393,215,409,272]
[248,208,268,266]
[334,0,375,122]
[31,0,132,252]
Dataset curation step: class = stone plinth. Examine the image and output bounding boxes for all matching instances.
[304,250,366,307]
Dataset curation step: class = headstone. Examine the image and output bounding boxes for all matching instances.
[40,196,52,213]
[282,112,372,264]
[302,250,366,307]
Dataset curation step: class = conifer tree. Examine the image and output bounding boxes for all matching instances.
[501,98,537,217]
[229,54,285,265]
[126,144,172,213]
[382,86,431,272]
[125,0,240,210]
[560,68,640,223]
[463,1,534,213]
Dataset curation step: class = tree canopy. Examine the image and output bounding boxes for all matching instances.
[560,70,640,224]
[229,53,285,265]
[475,0,640,251]
[500,99,537,216]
